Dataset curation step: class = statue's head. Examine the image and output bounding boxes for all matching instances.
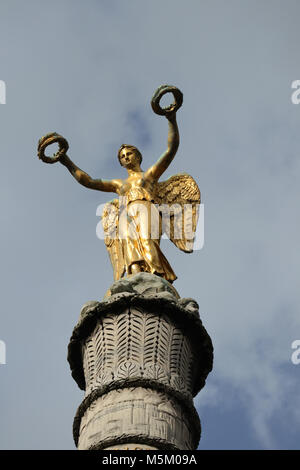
[118,144,142,169]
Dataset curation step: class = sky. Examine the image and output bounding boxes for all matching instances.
[0,0,300,450]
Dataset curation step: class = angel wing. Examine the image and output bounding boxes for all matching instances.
[101,199,125,281]
[154,173,201,253]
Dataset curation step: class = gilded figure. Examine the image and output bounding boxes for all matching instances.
[38,85,200,282]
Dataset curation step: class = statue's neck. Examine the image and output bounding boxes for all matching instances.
[127,167,142,176]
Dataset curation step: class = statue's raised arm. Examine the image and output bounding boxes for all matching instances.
[37,132,121,193]
[145,85,182,181]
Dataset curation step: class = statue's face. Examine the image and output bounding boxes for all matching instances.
[119,147,140,169]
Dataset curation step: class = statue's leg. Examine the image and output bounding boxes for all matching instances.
[127,201,176,281]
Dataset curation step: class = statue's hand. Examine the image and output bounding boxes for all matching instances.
[38,132,69,164]
[165,109,177,123]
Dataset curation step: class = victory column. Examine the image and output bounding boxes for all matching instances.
[38,85,213,450]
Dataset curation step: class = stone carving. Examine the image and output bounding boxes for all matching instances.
[80,308,193,397]
[104,272,180,299]
[77,387,197,451]
[68,273,213,450]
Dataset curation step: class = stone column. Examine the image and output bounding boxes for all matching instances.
[67,273,213,451]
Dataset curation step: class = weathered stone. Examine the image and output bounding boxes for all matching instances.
[68,274,213,450]
[78,387,197,450]
[104,272,180,299]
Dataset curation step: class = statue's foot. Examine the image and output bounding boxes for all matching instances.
[130,262,143,274]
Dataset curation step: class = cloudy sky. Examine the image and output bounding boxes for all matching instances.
[0,0,299,450]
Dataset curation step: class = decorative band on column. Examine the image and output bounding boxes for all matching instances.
[76,387,199,450]
[73,381,201,449]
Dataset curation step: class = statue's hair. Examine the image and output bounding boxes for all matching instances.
[118,144,142,165]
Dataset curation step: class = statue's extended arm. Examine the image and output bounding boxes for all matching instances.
[145,113,179,181]
[60,154,121,193]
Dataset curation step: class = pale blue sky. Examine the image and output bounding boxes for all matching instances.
[0,0,300,449]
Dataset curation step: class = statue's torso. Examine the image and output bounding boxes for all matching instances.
[118,172,157,203]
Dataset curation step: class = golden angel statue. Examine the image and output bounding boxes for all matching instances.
[38,85,200,283]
